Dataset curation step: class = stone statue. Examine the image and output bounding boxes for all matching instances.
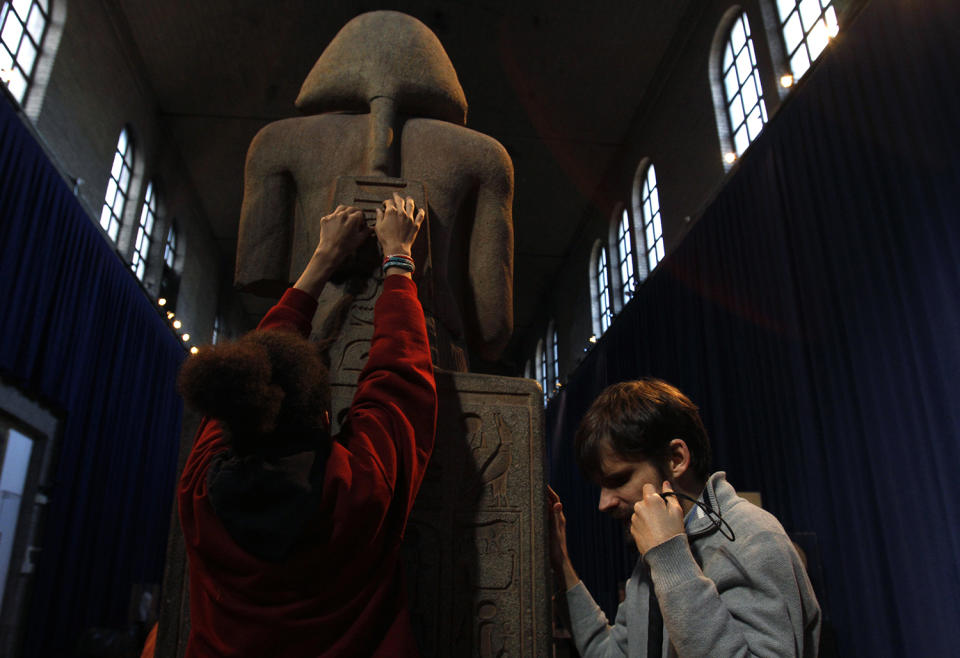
[235,10,514,372]
[174,11,549,657]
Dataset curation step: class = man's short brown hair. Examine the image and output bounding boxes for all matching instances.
[574,378,712,483]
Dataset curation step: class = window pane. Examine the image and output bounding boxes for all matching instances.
[776,0,797,21]
[825,6,839,35]
[111,152,124,179]
[741,80,757,114]
[653,216,662,240]
[747,106,765,141]
[730,18,746,52]
[791,49,811,78]
[799,0,821,32]
[735,48,753,84]
[11,0,31,19]
[2,15,23,47]
[7,67,26,101]
[117,129,128,154]
[807,19,830,58]
[646,223,655,248]
[734,126,749,155]
[17,36,34,72]
[649,188,659,214]
[26,4,44,42]
[105,178,117,205]
[118,165,130,191]
[784,13,804,54]
[656,239,665,261]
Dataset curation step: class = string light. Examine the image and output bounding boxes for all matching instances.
[588,335,597,344]
[724,152,737,164]
[173,320,182,329]
[190,346,199,355]
[181,333,190,342]
[780,74,794,88]
[158,297,167,306]
[166,311,175,320]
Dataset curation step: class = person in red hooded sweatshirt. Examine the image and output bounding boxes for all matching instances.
[176,193,436,657]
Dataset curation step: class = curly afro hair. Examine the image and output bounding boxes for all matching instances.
[177,329,332,457]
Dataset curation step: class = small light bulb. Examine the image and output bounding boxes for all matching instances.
[158,297,167,306]
[166,311,175,320]
[780,74,794,88]
[588,335,597,345]
[181,333,190,342]
[724,152,737,164]
[190,346,199,355]
[173,320,182,329]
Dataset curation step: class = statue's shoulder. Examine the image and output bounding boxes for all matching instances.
[404,118,512,174]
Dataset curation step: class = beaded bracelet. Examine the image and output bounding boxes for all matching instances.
[382,254,414,274]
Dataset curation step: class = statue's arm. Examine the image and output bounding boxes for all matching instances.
[235,123,295,298]
[468,141,515,361]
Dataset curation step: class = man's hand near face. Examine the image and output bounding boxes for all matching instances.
[630,481,686,555]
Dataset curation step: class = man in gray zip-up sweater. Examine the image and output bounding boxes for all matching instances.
[549,379,820,657]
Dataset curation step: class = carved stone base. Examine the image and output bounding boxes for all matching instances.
[405,371,549,657]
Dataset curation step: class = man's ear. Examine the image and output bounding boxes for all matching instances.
[667,438,691,480]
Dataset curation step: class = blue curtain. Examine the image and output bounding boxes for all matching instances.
[0,99,184,656]
[547,0,960,655]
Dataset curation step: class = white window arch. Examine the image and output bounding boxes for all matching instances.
[637,162,665,274]
[776,0,839,81]
[712,10,768,164]
[163,221,178,269]
[100,127,134,244]
[614,207,636,307]
[546,320,559,397]
[0,0,50,104]
[535,339,548,405]
[590,241,613,337]
[131,181,156,282]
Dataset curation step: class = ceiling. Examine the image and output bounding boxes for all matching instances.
[115,0,695,368]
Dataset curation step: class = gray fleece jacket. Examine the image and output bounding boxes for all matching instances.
[566,472,820,657]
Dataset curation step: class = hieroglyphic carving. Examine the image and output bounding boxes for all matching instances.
[401,372,549,656]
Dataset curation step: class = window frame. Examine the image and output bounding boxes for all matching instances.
[638,162,665,275]
[774,0,839,81]
[0,0,51,105]
[99,127,134,245]
[721,10,769,159]
[131,180,156,282]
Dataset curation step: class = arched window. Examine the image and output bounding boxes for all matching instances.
[163,222,177,269]
[546,321,559,397]
[131,181,156,282]
[721,11,768,158]
[535,339,548,405]
[0,0,50,104]
[595,245,613,334]
[776,0,839,80]
[523,359,532,380]
[160,221,181,313]
[615,208,636,305]
[639,163,665,274]
[100,127,134,244]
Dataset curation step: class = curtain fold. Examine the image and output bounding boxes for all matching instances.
[547,0,960,654]
[0,98,184,656]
